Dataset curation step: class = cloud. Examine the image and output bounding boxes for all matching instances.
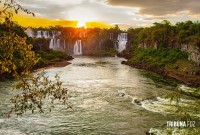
[107,0,200,16]
[13,0,200,28]
[16,0,81,19]
[16,0,142,25]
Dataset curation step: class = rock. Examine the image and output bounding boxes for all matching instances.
[145,131,151,135]
[118,93,126,97]
[133,99,142,105]
[121,61,127,64]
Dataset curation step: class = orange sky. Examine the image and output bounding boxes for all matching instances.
[4,0,200,29]
[13,15,111,28]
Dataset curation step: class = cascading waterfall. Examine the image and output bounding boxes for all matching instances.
[57,39,60,48]
[53,38,57,49]
[43,31,48,38]
[110,33,113,40]
[117,33,128,52]
[37,31,42,38]
[25,28,34,37]
[73,40,82,55]
[49,32,55,49]
[49,31,62,50]
[36,31,50,38]
[114,41,118,49]
[49,39,54,49]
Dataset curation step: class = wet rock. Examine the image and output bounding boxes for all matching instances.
[145,131,151,135]
[133,99,142,105]
[118,93,126,97]
[121,61,127,65]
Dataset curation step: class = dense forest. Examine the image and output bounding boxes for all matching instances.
[122,20,200,86]
[1,19,200,86]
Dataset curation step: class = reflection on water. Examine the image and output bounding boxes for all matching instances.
[0,57,198,135]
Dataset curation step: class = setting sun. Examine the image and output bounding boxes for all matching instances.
[78,21,86,28]
[68,7,97,28]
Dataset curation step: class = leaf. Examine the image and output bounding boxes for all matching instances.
[15,10,18,14]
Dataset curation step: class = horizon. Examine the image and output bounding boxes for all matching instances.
[12,0,200,29]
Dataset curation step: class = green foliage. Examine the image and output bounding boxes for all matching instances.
[128,48,188,68]
[0,22,27,37]
[9,73,71,116]
[0,33,38,76]
[127,20,200,49]
[36,49,73,67]
[189,35,200,47]
[0,0,72,116]
[166,59,199,75]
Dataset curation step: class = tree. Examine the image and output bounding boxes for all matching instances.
[0,0,71,116]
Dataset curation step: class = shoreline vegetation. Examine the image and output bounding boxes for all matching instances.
[34,49,73,69]
[118,20,200,87]
[0,49,73,80]
[118,47,200,87]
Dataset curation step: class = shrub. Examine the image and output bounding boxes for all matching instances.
[128,48,188,68]
[35,49,73,68]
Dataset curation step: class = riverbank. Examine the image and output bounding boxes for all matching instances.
[33,60,72,72]
[0,49,73,80]
[120,47,200,87]
[32,49,74,71]
[0,60,72,81]
[122,61,200,87]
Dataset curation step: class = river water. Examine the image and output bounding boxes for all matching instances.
[0,57,199,135]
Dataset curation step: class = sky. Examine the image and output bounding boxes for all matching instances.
[12,0,200,29]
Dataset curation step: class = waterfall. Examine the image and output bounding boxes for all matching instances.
[54,39,57,49]
[58,31,61,36]
[110,33,112,40]
[43,31,48,38]
[49,39,60,50]
[73,40,82,55]
[49,31,62,50]
[37,31,42,38]
[48,31,51,38]
[25,28,34,37]
[57,39,60,48]
[52,31,56,39]
[117,33,127,52]
[49,39,54,49]
[114,41,118,49]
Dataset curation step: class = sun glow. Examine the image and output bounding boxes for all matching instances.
[78,21,86,27]
[68,7,97,28]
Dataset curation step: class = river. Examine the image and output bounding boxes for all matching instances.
[0,57,199,135]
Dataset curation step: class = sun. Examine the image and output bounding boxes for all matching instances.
[68,7,97,28]
[78,21,86,28]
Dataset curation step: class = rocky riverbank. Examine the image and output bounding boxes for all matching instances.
[119,47,200,87]
[122,61,200,87]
